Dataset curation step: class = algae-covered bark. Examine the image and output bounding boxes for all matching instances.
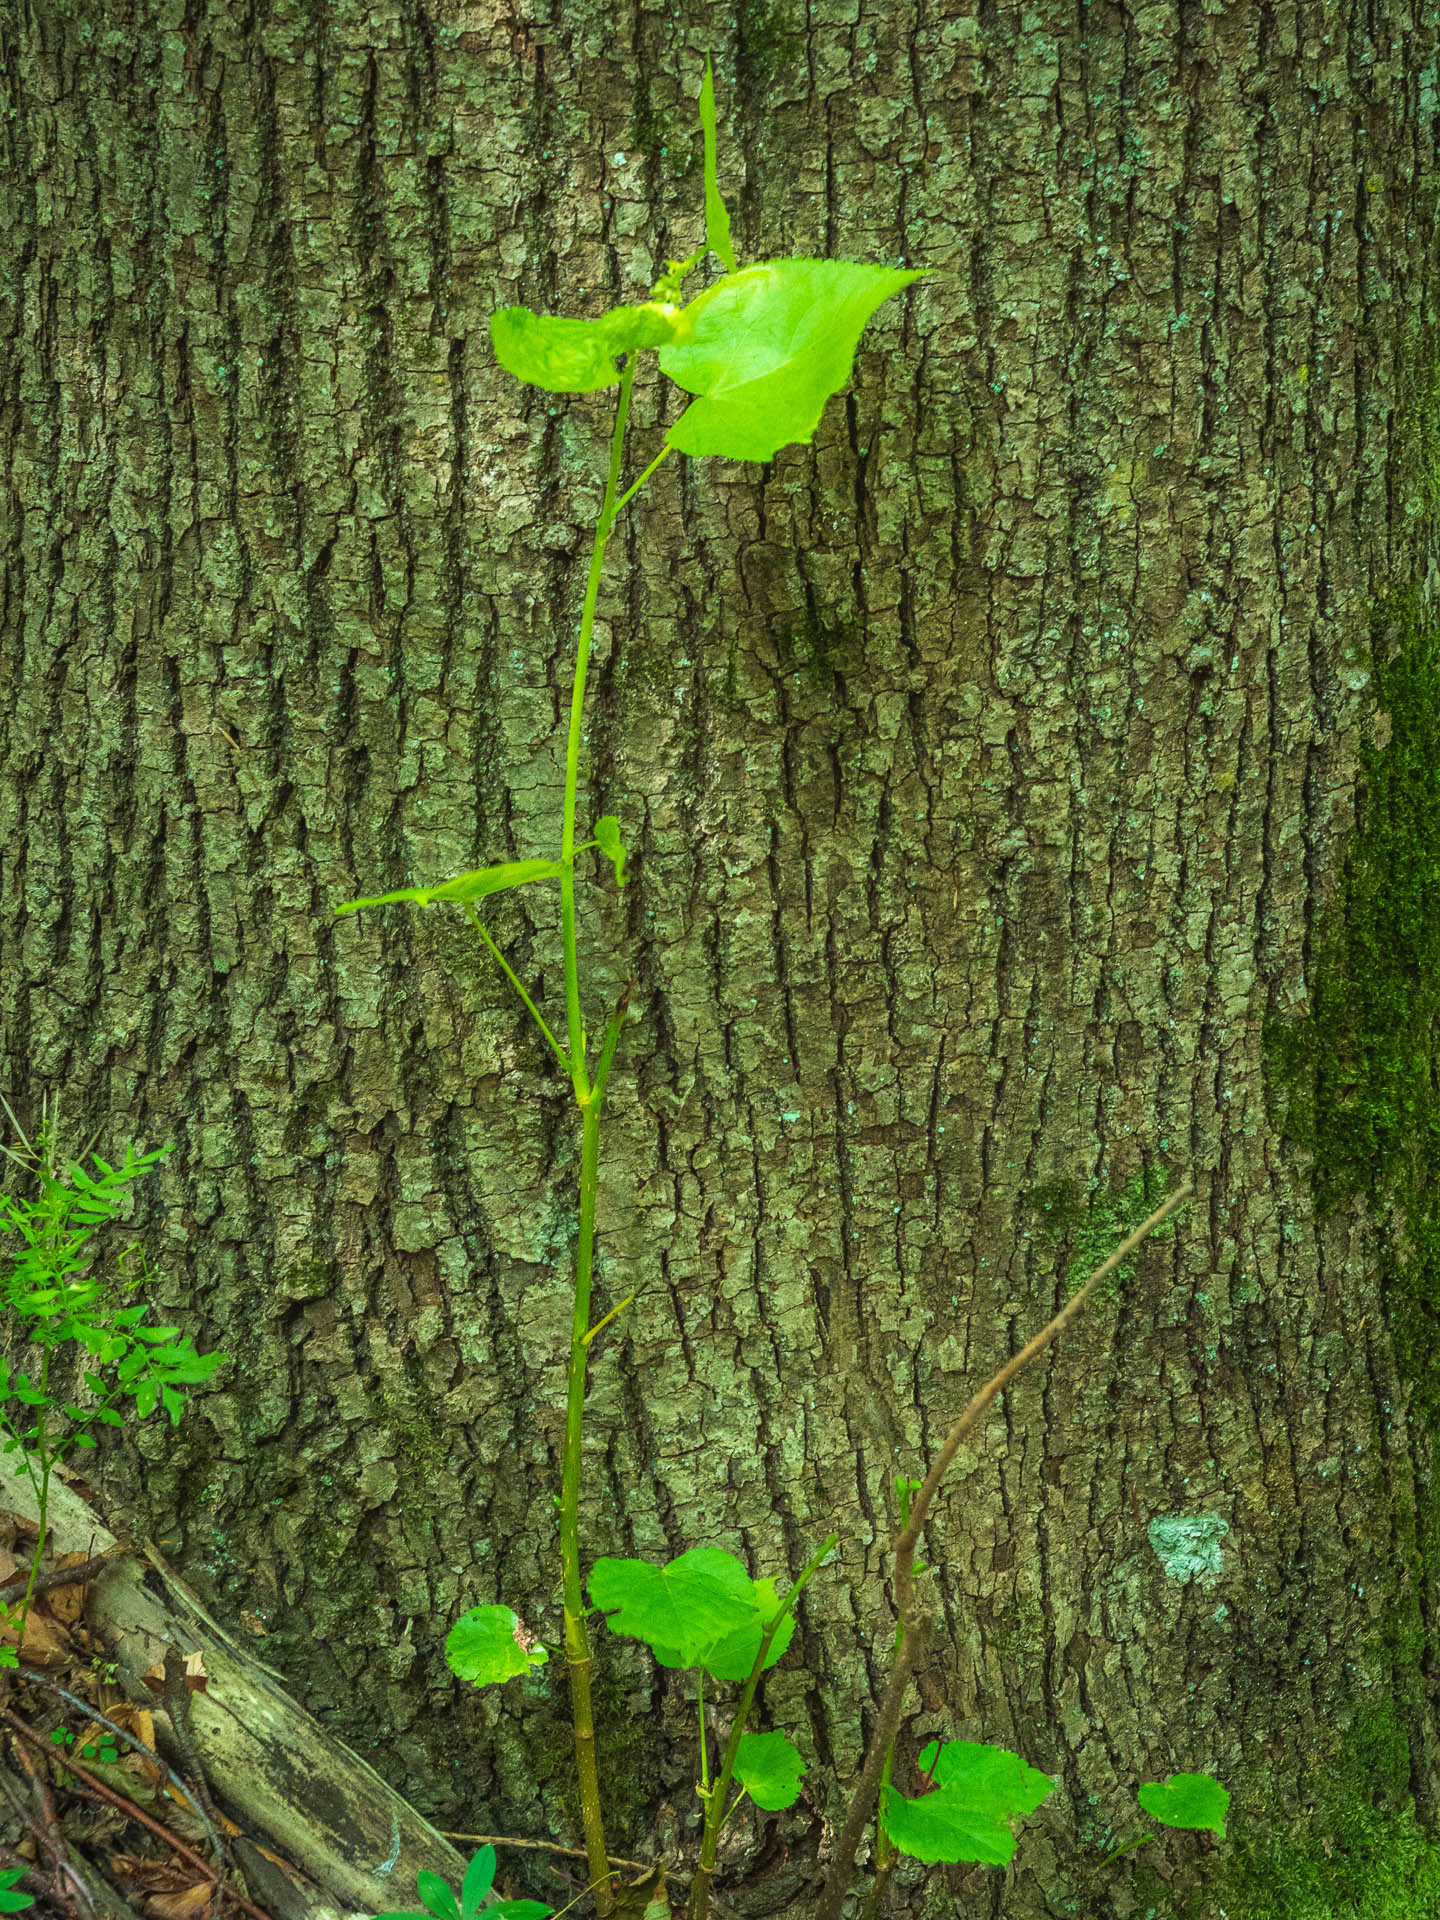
[1,2,1439,1916]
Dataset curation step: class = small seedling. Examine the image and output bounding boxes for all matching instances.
[49,1724,120,1765]
[375,1843,551,1920]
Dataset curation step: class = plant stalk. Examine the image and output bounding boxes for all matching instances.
[688,1531,837,1920]
[811,1182,1195,1920]
[555,354,660,1917]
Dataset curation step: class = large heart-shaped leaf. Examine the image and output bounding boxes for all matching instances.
[588,1548,793,1679]
[658,259,935,462]
[881,1740,1054,1866]
[490,301,692,393]
[734,1730,805,1810]
[334,858,561,917]
[1137,1772,1229,1837]
[445,1605,549,1688]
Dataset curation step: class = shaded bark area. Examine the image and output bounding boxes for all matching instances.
[1,2,1439,1917]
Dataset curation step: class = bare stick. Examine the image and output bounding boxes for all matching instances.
[811,1181,1195,1920]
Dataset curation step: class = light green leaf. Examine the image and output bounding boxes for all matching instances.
[881,1740,1054,1866]
[589,1549,758,1671]
[592,817,628,889]
[490,301,692,394]
[697,55,735,274]
[588,1554,797,1682]
[490,1904,553,1920]
[460,1847,496,1920]
[445,1605,549,1688]
[734,1730,805,1810]
[1137,1772,1229,1837]
[659,258,936,462]
[700,1574,795,1681]
[334,858,561,917]
[416,1872,460,1920]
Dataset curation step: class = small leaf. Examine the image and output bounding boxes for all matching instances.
[659,259,937,463]
[415,1871,460,1920]
[489,1904,553,1920]
[334,858,562,918]
[734,1730,805,1810]
[697,55,736,274]
[94,1409,124,1427]
[592,816,628,889]
[445,1605,549,1688]
[460,1846,496,1920]
[489,302,692,395]
[881,1740,1054,1866]
[1137,1772,1229,1838]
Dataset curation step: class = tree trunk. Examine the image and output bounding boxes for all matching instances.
[2,4,1439,1919]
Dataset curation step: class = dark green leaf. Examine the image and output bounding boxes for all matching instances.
[659,259,935,462]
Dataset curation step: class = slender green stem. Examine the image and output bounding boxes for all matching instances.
[551,332,673,1912]
[1100,1832,1157,1866]
[560,356,641,1105]
[463,904,571,1074]
[698,1671,709,1791]
[688,1532,837,1920]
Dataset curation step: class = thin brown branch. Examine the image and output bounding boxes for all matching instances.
[0,1703,275,1920]
[812,1181,1195,1920]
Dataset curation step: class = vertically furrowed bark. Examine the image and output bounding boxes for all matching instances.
[2,4,1439,1917]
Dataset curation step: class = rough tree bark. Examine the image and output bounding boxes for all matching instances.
[1,2,1439,1918]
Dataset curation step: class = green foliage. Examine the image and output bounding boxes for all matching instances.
[587,1548,795,1680]
[880,1741,1053,1866]
[1137,1771,1230,1837]
[49,1725,119,1764]
[657,260,935,462]
[696,54,736,274]
[489,303,692,396]
[733,1730,805,1811]
[333,858,562,918]
[590,817,628,890]
[445,1605,549,1689]
[374,1844,552,1920]
[0,1093,224,1668]
[0,1869,33,1914]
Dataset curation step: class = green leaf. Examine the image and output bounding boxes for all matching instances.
[734,1730,805,1810]
[415,1871,460,1920]
[70,1434,96,1448]
[334,858,562,918]
[659,259,936,463]
[589,1548,791,1677]
[697,55,735,274]
[490,1904,553,1920]
[161,1385,185,1425]
[592,817,628,890]
[1137,1772,1229,1838]
[700,1574,795,1681]
[134,1381,158,1419]
[371,1912,430,1920]
[445,1605,549,1688]
[881,1740,1054,1866]
[489,302,692,395]
[94,1410,125,1427]
[459,1846,497,1920]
